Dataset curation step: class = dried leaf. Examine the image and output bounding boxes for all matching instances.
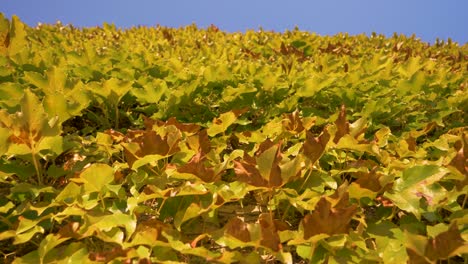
[302,128,330,164]
[333,105,349,143]
[302,187,357,238]
[259,213,282,251]
[178,152,220,182]
[224,217,251,243]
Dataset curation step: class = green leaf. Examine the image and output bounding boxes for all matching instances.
[78,163,114,193]
[131,79,168,104]
[174,203,204,230]
[15,225,45,245]
[257,144,280,182]
[0,127,10,155]
[394,165,447,192]
[297,74,334,97]
[38,233,70,262]
[8,15,27,56]
[385,165,448,218]
[207,110,243,137]
[84,212,136,240]
[0,82,24,110]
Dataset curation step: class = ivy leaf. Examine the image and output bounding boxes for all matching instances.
[297,74,334,97]
[282,110,306,134]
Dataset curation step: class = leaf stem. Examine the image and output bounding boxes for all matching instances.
[31,145,43,185]
[115,104,119,129]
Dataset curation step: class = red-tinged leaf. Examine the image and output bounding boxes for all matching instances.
[224,217,251,243]
[140,131,169,156]
[178,152,220,182]
[302,128,330,164]
[333,104,349,143]
[104,129,125,143]
[259,213,282,252]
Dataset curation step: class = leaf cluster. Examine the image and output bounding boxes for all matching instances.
[0,14,467,263]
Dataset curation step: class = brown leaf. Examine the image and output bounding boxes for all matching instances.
[255,138,277,156]
[259,213,282,251]
[407,248,432,264]
[187,129,211,154]
[104,129,125,143]
[333,104,349,143]
[302,188,357,238]
[355,167,382,192]
[234,156,269,187]
[124,129,181,157]
[224,217,251,243]
[282,110,305,134]
[89,246,129,262]
[450,138,468,176]
[302,128,330,164]
[58,222,81,239]
[425,223,467,261]
[234,140,283,188]
[178,152,220,182]
[135,218,170,243]
[158,117,200,133]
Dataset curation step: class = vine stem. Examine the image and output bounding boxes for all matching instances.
[30,141,43,185]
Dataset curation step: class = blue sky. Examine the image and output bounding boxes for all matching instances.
[2,0,467,44]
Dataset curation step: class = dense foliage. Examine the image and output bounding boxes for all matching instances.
[0,14,467,263]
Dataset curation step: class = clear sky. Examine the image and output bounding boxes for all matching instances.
[2,0,467,44]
